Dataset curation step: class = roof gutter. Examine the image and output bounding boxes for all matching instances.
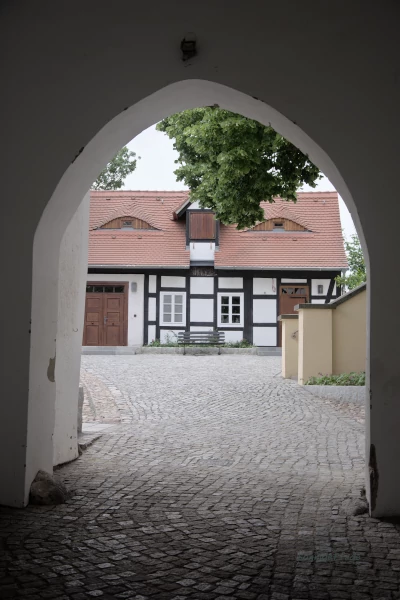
[215,266,348,271]
[88,264,190,270]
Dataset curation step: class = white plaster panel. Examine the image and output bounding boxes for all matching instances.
[149,275,157,293]
[190,326,214,332]
[253,278,276,295]
[160,329,183,343]
[54,194,90,467]
[311,298,327,304]
[253,327,277,346]
[281,278,307,283]
[253,299,277,323]
[218,277,243,289]
[87,273,145,346]
[221,330,243,343]
[161,276,186,288]
[312,279,335,296]
[190,298,214,322]
[190,242,215,261]
[190,277,214,295]
[148,297,156,322]
[148,325,156,343]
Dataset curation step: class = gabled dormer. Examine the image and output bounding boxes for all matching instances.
[174,198,219,265]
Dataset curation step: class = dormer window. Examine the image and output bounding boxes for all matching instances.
[100,216,156,230]
[251,218,308,232]
[189,212,216,240]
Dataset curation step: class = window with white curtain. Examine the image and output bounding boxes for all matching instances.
[160,292,186,325]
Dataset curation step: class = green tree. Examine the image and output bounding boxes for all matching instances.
[336,234,366,291]
[157,108,321,228]
[92,146,138,190]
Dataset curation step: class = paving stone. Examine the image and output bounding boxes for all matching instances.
[0,355,399,599]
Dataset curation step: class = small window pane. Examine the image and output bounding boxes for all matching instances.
[175,314,182,323]
[175,306,183,314]
[232,306,240,314]
[94,286,104,292]
[232,315,240,323]
[86,285,94,293]
[114,286,124,293]
[175,295,183,304]
[221,305,229,314]
[163,314,172,323]
[104,286,113,292]
[221,296,229,304]
[232,297,241,304]
[164,295,172,303]
[163,304,172,313]
[221,315,229,323]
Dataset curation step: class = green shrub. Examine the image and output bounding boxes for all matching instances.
[145,336,254,348]
[305,372,365,386]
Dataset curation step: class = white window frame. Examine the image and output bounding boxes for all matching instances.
[160,292,186,326]
[217,292,244,327]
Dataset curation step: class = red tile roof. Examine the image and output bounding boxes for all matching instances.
[89,191,190,267]
[216,192,348,269]
[88,190,347,269]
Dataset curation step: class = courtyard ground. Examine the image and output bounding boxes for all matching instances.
[1,355,399,599]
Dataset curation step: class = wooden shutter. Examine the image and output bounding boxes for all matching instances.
[190,212,216,239]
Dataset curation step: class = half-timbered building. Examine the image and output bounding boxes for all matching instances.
[84,190,347,347]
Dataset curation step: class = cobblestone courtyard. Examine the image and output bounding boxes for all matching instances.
[1,355,400,599]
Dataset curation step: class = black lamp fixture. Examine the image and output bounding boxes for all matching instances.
[181,33,197,61]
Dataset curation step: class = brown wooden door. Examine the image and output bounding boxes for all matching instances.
[278,285,309,346]
[84,294,103,345]
[83,284,127,346]
[103,293,125,345]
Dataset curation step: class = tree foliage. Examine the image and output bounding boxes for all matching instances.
[92,146,138,190]
[335,234,366,291]
[157,108,321,228]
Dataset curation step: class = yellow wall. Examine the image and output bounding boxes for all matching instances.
[332,290,366,374]
[281,318,299,379]
[298,308,333,384]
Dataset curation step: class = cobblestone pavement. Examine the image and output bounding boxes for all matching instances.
[1,355,400,600]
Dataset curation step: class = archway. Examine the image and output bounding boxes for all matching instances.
[5,77,397,519]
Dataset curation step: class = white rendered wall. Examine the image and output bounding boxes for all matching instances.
[219,277,243,289]
[161,276,185,288]
[253,327,277,346]
[253,299,277,323]
[160,329,183,343]
[190,242,215,262]
[190,298,214,322]
[53,193,90,467]
[253,278,276,295]
[223,330,243,343]
[148,324,156,343]
[149,275,157,293]
[281,278,307,283]
[312,279,335,296]
[148,297,156,322]
[190,277,214,294]
[86,273,145,346]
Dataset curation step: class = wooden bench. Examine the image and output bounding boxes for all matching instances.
[177,331,225,355]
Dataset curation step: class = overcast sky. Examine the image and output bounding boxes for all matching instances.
[124,124,357,240]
